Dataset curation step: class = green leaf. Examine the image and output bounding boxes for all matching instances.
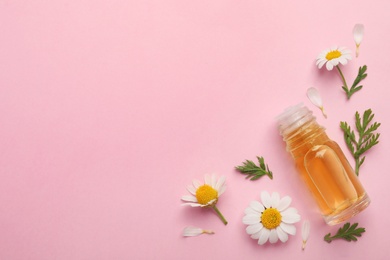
[235,156,273,181]
[342,65,367,99]
[324,222,366,243]
[340,109,381,175]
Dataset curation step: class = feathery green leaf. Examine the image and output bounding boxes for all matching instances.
[340,109,380,175]
[235,156,273,181]
[324,222,365,243]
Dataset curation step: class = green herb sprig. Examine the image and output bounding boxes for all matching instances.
[340,65,367,99]
[235,156,273,180]
[340,108,381,176]
[324,222,365,243]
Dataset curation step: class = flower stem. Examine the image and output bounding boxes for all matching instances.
[336,65,352,99]
[336,65,348,88]
[212,205,228,225]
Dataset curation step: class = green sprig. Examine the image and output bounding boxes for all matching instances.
[339,65,367,99]
[324,222,365,243]
[235,156,273,180]
[340,109,381,176]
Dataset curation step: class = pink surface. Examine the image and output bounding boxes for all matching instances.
[1,1,389,259]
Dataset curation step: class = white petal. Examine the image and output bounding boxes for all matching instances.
[331,58,340,66]
[251,231,261,239]
[245,207,259,215]
[302,220,310,241]
[258,228,270,245]
[343,53,352,60]
[205,199,216,206]
[243,214,261,225]
[250,201,265,213]
[307,87,323,107]
[215,176,226,193]
[353,24,364,44]
[276,226,289,243]
[338,57,348,65]
[270,192,280,208]
[246,223,263,235]
[183,227,203,237]
[269,229,279,244]
[280,222,296,235]
[326,61,334,70]
[282,210,301,224]
[186,185,196,195]
[317,59,327,69]
[192,180,201,189]
[181,202,202,207]
[204,174,211,185]
[261,191,271,208]
[181,195,197,202]
[211,174,217,188]
[276,196,292,212]
[218,184,226,196]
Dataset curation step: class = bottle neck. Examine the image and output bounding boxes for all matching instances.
[277,104,329,158]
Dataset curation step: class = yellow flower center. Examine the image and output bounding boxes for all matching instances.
[195,184,218,205]
[261,208,282,229]
[325,50,342,60]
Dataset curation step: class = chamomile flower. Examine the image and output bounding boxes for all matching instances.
[316,46,352,71]
[181,174,228,225]
[242,191,301,245]
[315,46,364,99]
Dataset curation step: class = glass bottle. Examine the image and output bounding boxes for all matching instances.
[276,104,370,225]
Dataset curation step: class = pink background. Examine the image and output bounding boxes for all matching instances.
[1,1,389,259]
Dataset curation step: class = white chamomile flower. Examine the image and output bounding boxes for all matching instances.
[353,24,364,57]
[182,226,214,237]
[181,174,228,225]
[316,46,352,71]
[242,191,301,245]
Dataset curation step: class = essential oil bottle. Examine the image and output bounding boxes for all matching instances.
[276,104,370,225]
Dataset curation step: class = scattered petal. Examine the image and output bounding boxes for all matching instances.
[182,226,214,237]
[307,87,327,118]
[353,24,364,57]
[301,220,310,250]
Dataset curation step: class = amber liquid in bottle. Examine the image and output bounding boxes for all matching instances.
[277,104,370,225]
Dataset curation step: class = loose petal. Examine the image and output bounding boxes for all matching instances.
[353,24,364,57]
[301,220,310,250]
[307,87,327,118]
[183,226,214,237]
